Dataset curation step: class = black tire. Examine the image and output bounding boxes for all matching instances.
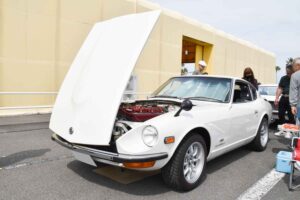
[161,134,207,191]
[250,118,269,151]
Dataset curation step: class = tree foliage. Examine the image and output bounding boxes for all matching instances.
[286,57,293,66]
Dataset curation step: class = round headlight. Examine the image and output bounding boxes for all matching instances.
[142,126,158,147]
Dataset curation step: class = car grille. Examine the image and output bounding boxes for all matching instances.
[57,134,117,153]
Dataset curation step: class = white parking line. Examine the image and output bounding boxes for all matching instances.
[237,169,285,200]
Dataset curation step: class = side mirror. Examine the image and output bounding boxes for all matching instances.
[174,99,194,117]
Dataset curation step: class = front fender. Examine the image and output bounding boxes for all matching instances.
[252,99,272,137]
[252,111,269,138]
[116,111,213,169]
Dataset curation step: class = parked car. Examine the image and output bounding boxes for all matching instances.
[258,84,278,120]
[50,11,272,191]
[51,75,272,191]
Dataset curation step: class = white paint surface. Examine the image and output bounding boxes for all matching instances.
[237,169,285,200]
[50,11,160,145]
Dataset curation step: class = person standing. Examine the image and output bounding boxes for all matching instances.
[289,58,300,118]
[275,65,294,124]
[242,67,259,89]
[193,60,207,75]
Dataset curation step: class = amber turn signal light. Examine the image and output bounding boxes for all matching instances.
[164,136,175,144]
[123,161,155,168]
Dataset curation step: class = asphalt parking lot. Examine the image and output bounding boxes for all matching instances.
[0,114,299,200]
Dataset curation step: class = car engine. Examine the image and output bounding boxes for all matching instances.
[112,100,180,141]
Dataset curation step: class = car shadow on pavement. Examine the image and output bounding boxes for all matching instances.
[272,147,290,154]
[269,122,278,131]
[271,135,291,154]
[0,148,50,168]
[67,147,253,195]
[67,160,171,196]
[65,128,275,195]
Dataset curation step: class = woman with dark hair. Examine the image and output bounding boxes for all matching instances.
[242,67,259,89]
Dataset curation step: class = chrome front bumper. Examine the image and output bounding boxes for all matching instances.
[51,133,168,164]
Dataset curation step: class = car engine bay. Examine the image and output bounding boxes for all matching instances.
[112,100,180,141]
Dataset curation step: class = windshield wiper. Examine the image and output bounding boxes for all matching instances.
[151,95,181,99]
[188,96,224,103]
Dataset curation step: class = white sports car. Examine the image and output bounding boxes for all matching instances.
[50,11,272,191]
[258,84,278,120]
[51,75,272,191]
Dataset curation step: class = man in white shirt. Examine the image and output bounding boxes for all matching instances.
[193,60,207,75]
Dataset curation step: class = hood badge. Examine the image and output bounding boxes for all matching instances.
[69,127,74,135]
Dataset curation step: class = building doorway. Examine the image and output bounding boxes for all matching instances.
[181,36,212,75]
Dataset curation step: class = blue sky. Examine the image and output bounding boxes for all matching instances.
[149,0,300,81]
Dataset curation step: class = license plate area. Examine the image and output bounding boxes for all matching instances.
[72,151,97,167]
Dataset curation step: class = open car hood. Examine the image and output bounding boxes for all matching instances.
[49,11,160,145]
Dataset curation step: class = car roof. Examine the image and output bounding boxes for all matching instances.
[173,75,243,81]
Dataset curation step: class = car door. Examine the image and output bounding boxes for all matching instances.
[228,81,257,145]
[248,83,261,135]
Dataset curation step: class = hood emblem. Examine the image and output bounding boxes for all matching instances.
[69,127,74,135]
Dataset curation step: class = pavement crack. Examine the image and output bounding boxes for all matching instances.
[0,155,73,171]
[0,128,49,134]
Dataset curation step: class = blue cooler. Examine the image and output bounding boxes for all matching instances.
[276,151,292,174]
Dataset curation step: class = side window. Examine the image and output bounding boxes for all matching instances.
[250,85,257,100]
[233,81,252,103]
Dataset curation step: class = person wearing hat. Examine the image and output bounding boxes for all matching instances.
[193,60,208,75]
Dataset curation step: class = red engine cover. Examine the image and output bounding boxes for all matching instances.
[119,105,165,122]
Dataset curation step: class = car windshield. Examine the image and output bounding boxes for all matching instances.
[152,77,232,103]
[258,86,276,96]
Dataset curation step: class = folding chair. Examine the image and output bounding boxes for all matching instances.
[289,137,300,191]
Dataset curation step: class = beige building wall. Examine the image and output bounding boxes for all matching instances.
[0,0,276,112]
